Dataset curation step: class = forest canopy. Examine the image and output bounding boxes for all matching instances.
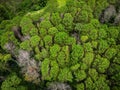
[0,0,120,90]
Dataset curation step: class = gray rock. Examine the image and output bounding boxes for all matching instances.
[114,13,120,25]
[99,5,116,23]
[47,82,72,90]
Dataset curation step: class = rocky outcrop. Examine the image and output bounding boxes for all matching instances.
[99,4,120,25]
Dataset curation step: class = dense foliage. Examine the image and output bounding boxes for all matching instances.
[0,0,120,90]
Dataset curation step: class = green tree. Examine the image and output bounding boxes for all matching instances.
[30,35,41,47]
[1,73,26,90]
[74,70,86,81]
[54,32,69,45]
[39,20,53,30]
[98,40,109,54]
[71,44,84,64]
[48,27,58,36]
[20,40,31,50]
[58,67,73,82]
[50,44,61,59]
[50,12,61,26]
[92,57,110,73]
[41,58,50,80]
[62,13,73,31]
[43,35,53,46]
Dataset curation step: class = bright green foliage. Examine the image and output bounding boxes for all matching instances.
[20,40,31,50]
[82,52,94,67]
[36,48,49,60]
[56,24,65,32]
[30,28,38,36]
[41,58,50,80]
[0,32,9,48]
[90,19,100,28]
[89,29,98,40]
[91,41,98,49]
[66,37,76,45]
[66,0,78,16]
[34,46,40,54]
[107,28,119,39]
[0,54,11,70]
[79,10,89,23]
[85,77,94,90]
[30,35,41,47]
[70,64,80,71]
[39,20,53,30]
[105,48,117,59]
[58,67,73,82]
[80,36,88,43]
[93,58,110,73]
[50,44,61,58]
[62,13,73,31]
[43,35,53,46]
[94,76,110,90]
[2,54,11,63]
[48,27,58,36]
[75,23,83,32]
[83,42,93,52]
[54,32,69,45]
[1,0,120,89]
[80,23,95,35]
[49,61,59,80]
[71,44,84,64]
[62,46,70,62]
[87,0,96,10]
[0,20,10,30]
[80,62,88,70]
[39,28,47,37]
[88,68,98,81]
[74,70,86,81]
[57,51,66,67]
[56,46,70,66]
[107,38,116,46]
[50,12,61,26]
[76,83,84,90]
[20,17,34,35]
[98,40,109,54]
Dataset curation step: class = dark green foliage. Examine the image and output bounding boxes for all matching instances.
[0,0,48,23]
